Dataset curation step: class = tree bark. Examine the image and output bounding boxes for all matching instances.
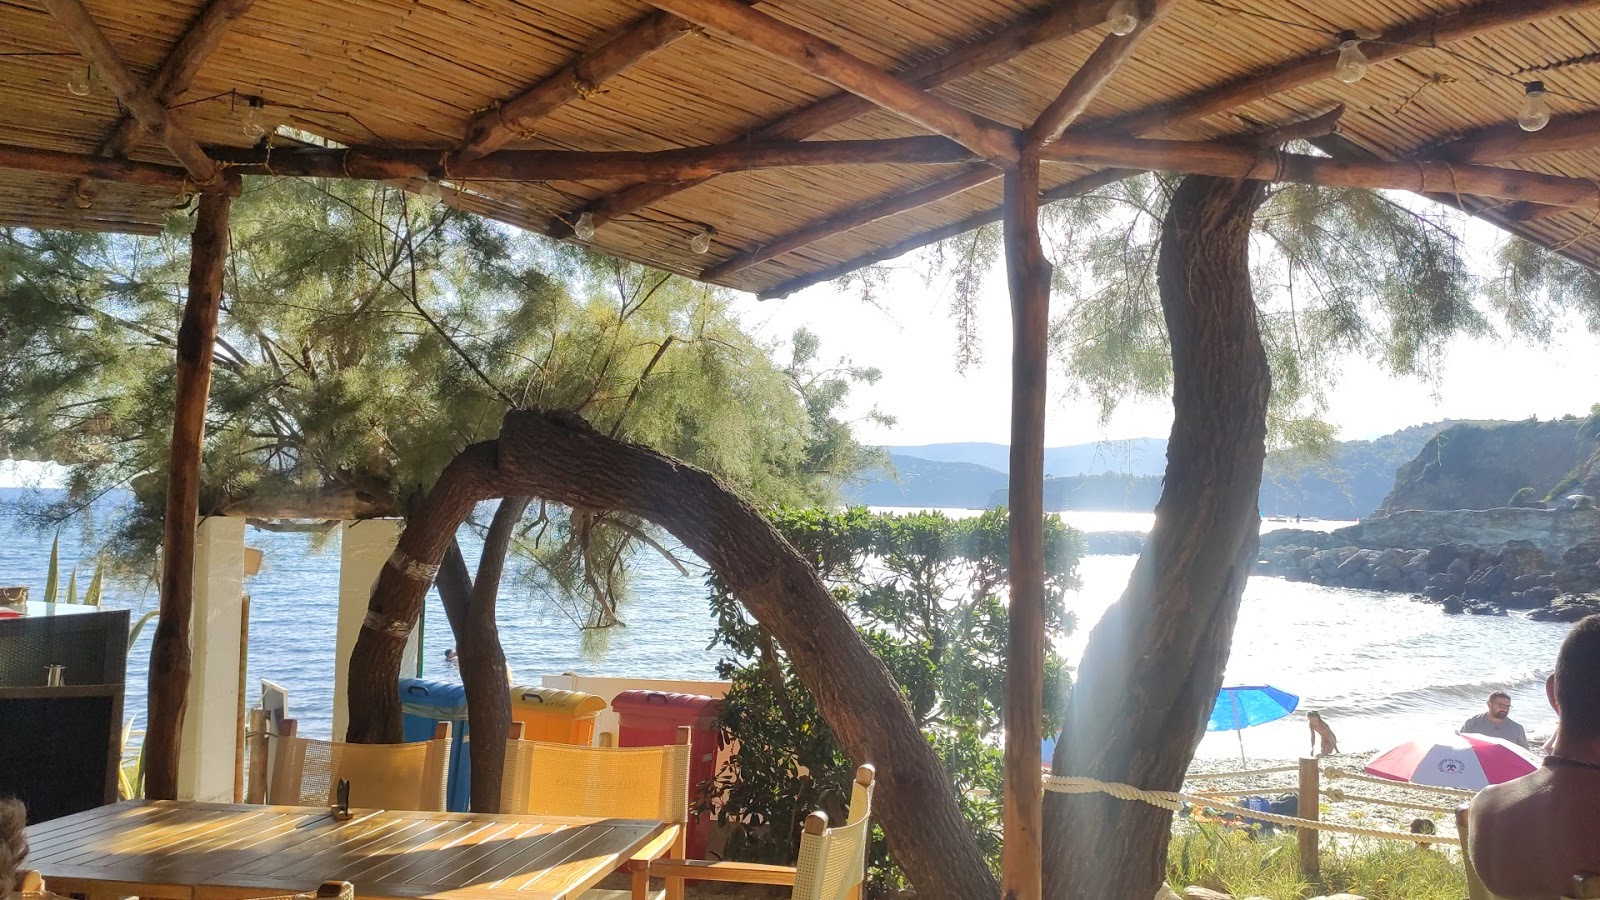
[1042,175,1271,900]
[344,410,995,899]
[436,540,473,646]
[145,189,231,800]
[460,497,528,812]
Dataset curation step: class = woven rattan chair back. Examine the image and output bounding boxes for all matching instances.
[267,720,449,811]
[500,723,691,822]
[792,765,875,900]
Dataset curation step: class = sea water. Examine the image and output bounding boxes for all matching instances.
[0,495,1568,759]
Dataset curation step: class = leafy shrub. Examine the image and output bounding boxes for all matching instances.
[706,507,1081,887]
[1168,824,1468,899]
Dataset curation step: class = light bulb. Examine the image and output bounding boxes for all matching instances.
[418,179,444,202]
[241,99,266,139]
[573,211,596,241]
[689,226,715,255]
[66,64,92,97]
[1518,81,1550,132]
[1106,0,1138,36]
[1335,32,1368,84]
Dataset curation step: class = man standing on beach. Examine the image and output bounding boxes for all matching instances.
[1462,690,1528,748]
[1468,616,1600,899]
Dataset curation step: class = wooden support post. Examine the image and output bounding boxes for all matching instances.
[1001,152,1049,900]
[1298,757,1320,882]
[144,186,233,801]
[234,593,250,803]
[246,707,267,804]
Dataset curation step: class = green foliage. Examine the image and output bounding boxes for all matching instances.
[83,560,104,606]
[707,508,1081,885]
[1168,825,1466,900]
[43,533,59,603]
[1508,486,1542,508]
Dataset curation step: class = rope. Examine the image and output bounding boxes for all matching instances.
[1324,767,1477,799]
[1323,787,1459,814]
[1044,776,1460,846]
[1186,765,1298,780]
[1188,787,1296,800]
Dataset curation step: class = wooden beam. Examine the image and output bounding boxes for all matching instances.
[74,0,258,204]
[1027,0,1174,147]
[570,0,1113,234]
[456,11,696,161]
[1498,201,1570,222]
[701,165,999,282]
[641,0,1020,162]
[212,136,975,181]
[145,185,234,801]
[1103,0,1594,138]
[1039,134,1600,208]
[41,0,221,185]
[1433,109,1600,164]
[0,143,194,190]
[759,167,1134,299]
[1000,151,1049,900]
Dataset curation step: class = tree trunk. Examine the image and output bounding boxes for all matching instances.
[344,410,995,899]
[436,539,473,642]
[1042,175,1271,900]
[461,497,527,812]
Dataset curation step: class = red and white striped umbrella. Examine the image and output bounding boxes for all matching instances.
[1365,732,1539,790]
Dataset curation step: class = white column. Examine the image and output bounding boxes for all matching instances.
[177,515,245,801]
[332,518,417,740]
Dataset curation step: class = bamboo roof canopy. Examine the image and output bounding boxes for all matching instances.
[3,0,1600,295]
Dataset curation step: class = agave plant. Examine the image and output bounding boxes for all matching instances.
[43,533,60,603]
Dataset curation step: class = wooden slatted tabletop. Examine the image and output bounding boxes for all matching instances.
[25,801,668,900]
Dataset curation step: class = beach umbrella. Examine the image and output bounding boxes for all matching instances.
[1365,733,1538,790]
[1207,685,1300,764]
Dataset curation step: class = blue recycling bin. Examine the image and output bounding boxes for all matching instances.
[398,677,471,811]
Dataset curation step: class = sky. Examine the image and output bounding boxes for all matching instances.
[730,217,1600,448]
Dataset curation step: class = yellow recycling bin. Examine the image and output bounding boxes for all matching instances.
[509,686,607,744]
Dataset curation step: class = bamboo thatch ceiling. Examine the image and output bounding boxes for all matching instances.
[3,0,1600,296]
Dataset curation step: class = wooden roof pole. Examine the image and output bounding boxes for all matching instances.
[41,0,220,186]
[708,0,1168,283]
[0,143,195,190]
[570,0,1114,234]
[1027,0,1174,147]
[72,0,258,205]
[1433,109,1600,164]
[640,0,1020,163]
[1000,150,1049,900]
[1039,134,1600,208]
[145,182,236,801]
[455,10,696,161]
[759,0,1591,298]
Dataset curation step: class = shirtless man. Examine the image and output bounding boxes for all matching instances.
[1469,614,1600,899]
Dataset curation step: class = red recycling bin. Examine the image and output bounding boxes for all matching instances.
[612,690,723,859]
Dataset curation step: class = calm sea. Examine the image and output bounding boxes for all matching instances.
[0,493,1570,760]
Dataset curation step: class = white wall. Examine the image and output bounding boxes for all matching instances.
[177,515,245,801]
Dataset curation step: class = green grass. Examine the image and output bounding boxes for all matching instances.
[1168,825,1467,900]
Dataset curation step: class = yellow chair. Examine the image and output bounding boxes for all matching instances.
[266,719,450,812]
[501,723,692,900]
[642,764,875,900]
[1456,804,1600,900]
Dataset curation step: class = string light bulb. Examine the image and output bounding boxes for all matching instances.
[66,64,92,97]
[418,179,444,203]
[1105,0,1139,36]
[1518,81,1550,132]
[1335,31,1368,84]
[689,225,716,255]
[241,97,267,139]
[573,211,596,241]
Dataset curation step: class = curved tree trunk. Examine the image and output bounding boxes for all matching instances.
[1042,175,1272,900]
[345,410,995,899]
[460,496,527,812]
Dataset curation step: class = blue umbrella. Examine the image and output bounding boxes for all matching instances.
[1207,685,1300,764]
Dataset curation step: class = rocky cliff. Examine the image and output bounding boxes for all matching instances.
[1262,507,1600,560]
[1377,418,1592,513]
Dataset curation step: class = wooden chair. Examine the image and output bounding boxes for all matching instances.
[502,723,693,900]
[1457,804,1600,900]
[264,719,450,812]
[642,764,876,900]
[19,873,355,900]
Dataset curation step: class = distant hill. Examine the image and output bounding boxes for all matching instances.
[883,439,1168,477]
[1379,415,1597,513]
[854,423,1484,517]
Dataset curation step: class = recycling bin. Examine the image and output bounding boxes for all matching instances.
[398,677,471,811]
[612,690,723,859]
[509,685,606,744]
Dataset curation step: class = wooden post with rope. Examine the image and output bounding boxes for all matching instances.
[1298,757,1320,882]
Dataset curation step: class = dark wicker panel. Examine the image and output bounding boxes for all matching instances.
[0,605,129,686]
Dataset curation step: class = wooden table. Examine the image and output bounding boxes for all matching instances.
[26,801,669,900]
